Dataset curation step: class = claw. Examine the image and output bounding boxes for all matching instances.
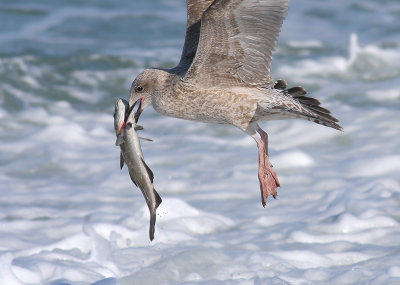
[258,160,279,207]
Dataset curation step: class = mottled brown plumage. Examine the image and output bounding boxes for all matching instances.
[129,0,342,207]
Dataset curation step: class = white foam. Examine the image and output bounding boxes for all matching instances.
[366,89,400,101]
[278,33,400,82]
[346,155,400,177]
[270,250,332,269]
[290,227,396,245]
[316,213,398,234]
[1,2,400,285]
[278,56,348,81]
[0,253,25,285]
[273,150,314,169]
[388,266,400,278]
[287,40,324,48]
[155,198,235,236]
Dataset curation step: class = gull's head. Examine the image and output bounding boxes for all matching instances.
[129,68,168,118]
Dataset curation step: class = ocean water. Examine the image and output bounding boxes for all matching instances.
[1,0,400,284]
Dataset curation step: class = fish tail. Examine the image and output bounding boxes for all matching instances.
[149,188,162,242]
[149,209,157,241]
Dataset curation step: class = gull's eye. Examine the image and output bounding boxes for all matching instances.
[135,86,143,92]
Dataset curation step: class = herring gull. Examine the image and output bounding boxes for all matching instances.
[128,0,342,207]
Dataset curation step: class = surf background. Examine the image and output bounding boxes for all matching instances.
[1,0,400,284]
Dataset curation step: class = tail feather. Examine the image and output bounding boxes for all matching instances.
[287,86,307,97]
[295,96,321,106]
[278,85,343,131]
[303,102,334,116]
[306,106,340,124]
[274,79,287,90]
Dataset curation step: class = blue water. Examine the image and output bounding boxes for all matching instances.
[1,0,400,284]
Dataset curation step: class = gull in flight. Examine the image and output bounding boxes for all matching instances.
[129,0,342,207]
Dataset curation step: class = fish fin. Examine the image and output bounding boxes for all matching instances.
[154,188,162,209]
[120,153,124,169]
[135,125,144,131]
[139,136,153,142]
[128,170,139,187]
[141,157,154,183]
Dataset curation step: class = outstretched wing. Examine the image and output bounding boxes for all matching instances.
[183,0,290,88]
[174,0,215,74]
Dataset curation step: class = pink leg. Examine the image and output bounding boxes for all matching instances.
[252,126,280,207]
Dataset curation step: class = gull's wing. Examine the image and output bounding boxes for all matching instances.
[182,0,290,87]
[175,0,215,74]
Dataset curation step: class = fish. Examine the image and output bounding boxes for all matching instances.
[114,98,162,241]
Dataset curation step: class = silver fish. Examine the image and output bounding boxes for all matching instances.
[114,98,162,241]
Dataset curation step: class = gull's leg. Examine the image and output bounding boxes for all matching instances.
[248,123,280,207]
[256,126,280,195]
[254,135,270,207]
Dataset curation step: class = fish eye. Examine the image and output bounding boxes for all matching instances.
[135,86,143,92]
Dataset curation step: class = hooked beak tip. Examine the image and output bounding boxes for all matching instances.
[126,97,145,123]
[134,98,145,122]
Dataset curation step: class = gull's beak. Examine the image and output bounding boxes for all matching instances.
[126,97,145,123]
[134,98,144,123]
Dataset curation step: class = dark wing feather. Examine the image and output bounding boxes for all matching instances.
[174,0,215,74]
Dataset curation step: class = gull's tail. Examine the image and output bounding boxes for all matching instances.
[274,80,343,131]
